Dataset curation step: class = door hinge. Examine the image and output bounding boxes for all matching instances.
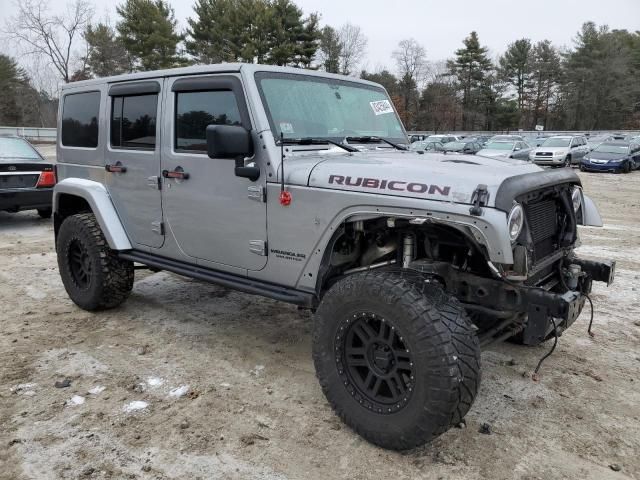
[249,240,267,256]
[148,176,161,190]
[469,184,489,216]
[248,185,266,202]
[151,221,164,235]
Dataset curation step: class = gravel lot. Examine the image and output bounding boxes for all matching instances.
[1,166,639,480]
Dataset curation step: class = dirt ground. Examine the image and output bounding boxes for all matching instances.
[1,166,639,480]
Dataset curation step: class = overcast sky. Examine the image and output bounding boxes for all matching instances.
[2,0,639,72]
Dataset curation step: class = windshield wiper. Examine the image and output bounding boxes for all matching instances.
[345,136,408,151]
[280,137,358,153]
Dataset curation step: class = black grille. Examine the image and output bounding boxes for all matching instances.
[536,152,553,157]
[0,174,39,189]
[525,199,559,262]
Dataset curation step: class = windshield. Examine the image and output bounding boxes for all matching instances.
[483,142,514,150]
[541,137,571,148]
[0,137,41,160]
[593,144,629,154]
[255,72,406,143]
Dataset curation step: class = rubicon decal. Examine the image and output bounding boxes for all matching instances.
[328,175,451,196]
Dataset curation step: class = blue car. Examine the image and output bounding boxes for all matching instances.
[580,141,640,173]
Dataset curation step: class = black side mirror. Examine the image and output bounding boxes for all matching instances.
[206,124,253,159]
[206,125,259,181]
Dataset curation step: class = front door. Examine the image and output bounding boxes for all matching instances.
[104,80,164,248]
[160,74,267,271]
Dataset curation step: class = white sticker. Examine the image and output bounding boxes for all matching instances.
[279,122,294,134]
[370,100,394,116]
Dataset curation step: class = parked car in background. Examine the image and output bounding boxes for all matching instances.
[586,134,614,151]
[424,134,458,144]
[530,135,589,167]
[478,140,533,160]
[580,141,640,173]
[527,136,549,147]
[0,136,56,218]
[489,134,526,142]
[461,135,491,146]
[442,140,482,154]
[409,140,445,152]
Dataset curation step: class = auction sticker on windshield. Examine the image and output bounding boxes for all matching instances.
[370,100,394,116]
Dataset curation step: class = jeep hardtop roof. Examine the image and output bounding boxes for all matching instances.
[60,63,384,91]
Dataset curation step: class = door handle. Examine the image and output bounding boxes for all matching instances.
[162,167,190,180]
[105,163,127,173]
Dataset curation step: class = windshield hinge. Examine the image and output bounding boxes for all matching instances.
[470,184,489,216]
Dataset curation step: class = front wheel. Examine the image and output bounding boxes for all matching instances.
[564,156,571,167]
[312,271,481,450]
[57,213,134,311]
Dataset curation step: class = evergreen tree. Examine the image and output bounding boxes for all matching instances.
[84,23,130,77]
[116,0,184,71]
[447,32,493,130]
[318,26,342,73]
[498,39,533,113]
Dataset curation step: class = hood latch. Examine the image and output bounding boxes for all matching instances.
[470,184,489,216]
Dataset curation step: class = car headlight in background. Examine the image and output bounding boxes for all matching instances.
[571,187,582,213]
[507,203,524,241]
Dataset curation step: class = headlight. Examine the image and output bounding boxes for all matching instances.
[507,203,524,241]
[571,187,582,213]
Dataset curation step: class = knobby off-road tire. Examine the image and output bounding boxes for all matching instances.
[312,271,481,450]
[57,213,134,311]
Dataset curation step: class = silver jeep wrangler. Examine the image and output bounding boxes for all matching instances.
[53,64,614,450]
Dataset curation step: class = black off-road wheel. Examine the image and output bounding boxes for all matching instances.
[57,213,134,311]
[312,271,481,450]
[37,208,52,219]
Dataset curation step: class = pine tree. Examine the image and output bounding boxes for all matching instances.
[447,31,493,130]
[84,23,130,77]
[116,0,184,71]
[499,39,533,113]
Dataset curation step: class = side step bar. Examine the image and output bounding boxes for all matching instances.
[119,250,317,308]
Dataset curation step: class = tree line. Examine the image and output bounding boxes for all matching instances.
[1,0,638,131]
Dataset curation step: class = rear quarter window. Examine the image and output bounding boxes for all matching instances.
[61,91,101,148]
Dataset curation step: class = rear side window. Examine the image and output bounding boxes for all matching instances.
[111,94,158,150]
[61,92,101,148]
[175,90,242,152]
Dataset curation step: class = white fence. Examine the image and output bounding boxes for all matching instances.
[0,126,57,143]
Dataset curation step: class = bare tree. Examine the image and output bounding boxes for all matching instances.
[392,38,428,129]
[392,38,428,88]
[338,23,367,76]
[5,0,93,83]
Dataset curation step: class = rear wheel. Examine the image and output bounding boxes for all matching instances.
[313,271,480,450]
[57,213,134,311]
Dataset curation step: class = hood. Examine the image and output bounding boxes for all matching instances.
[282,150,540,206]
[477,149,511,158]
[587,151,627,161]
[534,146,569,155]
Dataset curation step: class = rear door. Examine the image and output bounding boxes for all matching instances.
[104,80,164,249]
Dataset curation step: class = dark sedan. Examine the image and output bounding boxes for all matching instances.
[0,136,56,218]
[580,141,640,173]
[442,140,482,154]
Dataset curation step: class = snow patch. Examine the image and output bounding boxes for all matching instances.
[123,401,149,413]
[67,395,85,406]
[88,385,105,395]
[169,385,189,398]
[147,377,165,387]
[10,382,37,394]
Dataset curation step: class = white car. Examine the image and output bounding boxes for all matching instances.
[529,135,590,167]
